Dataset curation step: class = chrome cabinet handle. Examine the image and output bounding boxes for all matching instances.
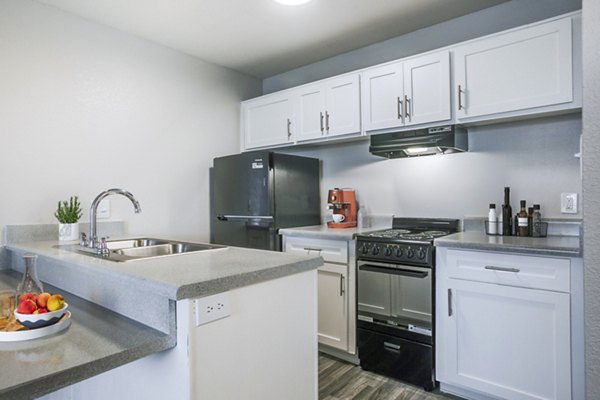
[340,274,345,296]
[287,118,292,139]
[325,111,330,134]
[404,95,411,121]
[303,247,322,253]
[485,265,521,273]
[458,85,464,110]
[397,96,404,122]
[448,288,453,317]
[319,112,324,134]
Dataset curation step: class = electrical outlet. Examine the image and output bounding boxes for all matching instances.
[561,193,578,214]
[97,199,110,219]
[194,292,231,326]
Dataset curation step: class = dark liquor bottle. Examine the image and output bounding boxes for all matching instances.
[502,187,512,236]
[528,207,534,236]
[518,200,529,236]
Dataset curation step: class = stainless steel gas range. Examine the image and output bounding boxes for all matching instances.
[355,218,459,391]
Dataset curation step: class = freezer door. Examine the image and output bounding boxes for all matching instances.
[213,151,272,217]
[212,219,280,251]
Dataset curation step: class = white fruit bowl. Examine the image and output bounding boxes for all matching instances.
[14,303,69,329]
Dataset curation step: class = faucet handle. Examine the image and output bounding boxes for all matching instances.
[96,237,110,257]
[80,232,88,247]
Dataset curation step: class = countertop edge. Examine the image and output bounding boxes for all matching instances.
[435,233,582,258]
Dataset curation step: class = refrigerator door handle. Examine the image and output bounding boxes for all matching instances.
[216,215,274,222]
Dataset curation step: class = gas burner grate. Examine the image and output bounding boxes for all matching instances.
[366,229,411,238]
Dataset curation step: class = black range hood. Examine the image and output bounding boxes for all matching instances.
[369,125,468,159]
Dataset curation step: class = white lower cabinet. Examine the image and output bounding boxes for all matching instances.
[317,262,348,349]
[436,248,576,400]
[283,235,356,356]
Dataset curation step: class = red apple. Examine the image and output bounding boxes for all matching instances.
[17,299,37,314]
[37,308,48,314]
[37,292,51,308]
[18,292,36,303]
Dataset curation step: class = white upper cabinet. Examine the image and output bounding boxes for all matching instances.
[242,91,293,150]
[361,51,450,132]
[296,74,361,141]
[454,17,574,121]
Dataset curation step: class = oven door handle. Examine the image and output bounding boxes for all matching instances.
[359,264,429,278]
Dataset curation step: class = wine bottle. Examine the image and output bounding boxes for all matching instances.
[518,200,529,236]
[502,187,512,236]
[532,204,543,237]
[527,207,534,236]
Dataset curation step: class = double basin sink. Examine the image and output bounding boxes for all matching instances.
[59,238,225,262]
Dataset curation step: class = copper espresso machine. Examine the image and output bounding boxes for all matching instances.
[327,188,357,229]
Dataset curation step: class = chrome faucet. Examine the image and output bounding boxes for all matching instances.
[84,188,142,249]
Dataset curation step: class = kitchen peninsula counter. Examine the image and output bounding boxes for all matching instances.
[2,237,322,399]
[0,270,175,400]
[435,231,581,257]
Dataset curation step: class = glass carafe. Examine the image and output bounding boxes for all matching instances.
[15,254,44,304]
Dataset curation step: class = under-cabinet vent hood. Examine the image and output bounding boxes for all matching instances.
[369,125,468,159]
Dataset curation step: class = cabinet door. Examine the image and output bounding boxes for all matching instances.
[361,62,404,132]
[296,82,326,141]
[318,262,348,351]
[454,18,573,120]
[242,92,293,150]
[403,51,451,126]
[324,74,361,137]
[441,279,571,400]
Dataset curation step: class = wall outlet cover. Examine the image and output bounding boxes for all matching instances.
[561,193,578,214]
[195,292,231,326]
[97,199,110,219]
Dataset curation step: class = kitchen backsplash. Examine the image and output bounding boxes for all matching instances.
[282,114,581,220]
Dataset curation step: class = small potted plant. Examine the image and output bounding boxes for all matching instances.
[54,196,83,241]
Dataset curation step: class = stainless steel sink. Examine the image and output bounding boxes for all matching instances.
[57,238,225,262]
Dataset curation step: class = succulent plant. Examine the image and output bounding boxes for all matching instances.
[54,196,83,224]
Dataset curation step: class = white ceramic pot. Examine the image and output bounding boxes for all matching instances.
[58,223,79,242]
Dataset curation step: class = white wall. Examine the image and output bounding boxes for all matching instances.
[582,0,600,397]
[0,0,261,242]
[282,114,581,220]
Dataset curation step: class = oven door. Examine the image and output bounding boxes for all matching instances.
[357,260,432,335]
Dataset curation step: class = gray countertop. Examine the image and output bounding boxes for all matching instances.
[435,231,582,257]
[0,270,175,400]
[6,241,323,301]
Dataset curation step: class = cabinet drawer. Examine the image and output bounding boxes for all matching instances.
[284,237,348,264]
[446,249,570,292]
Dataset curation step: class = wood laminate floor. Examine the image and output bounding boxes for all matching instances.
[319,353,457,400]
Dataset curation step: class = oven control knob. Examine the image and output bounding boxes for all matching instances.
[384,246,393,256]
[360,244,369,254]
[407,248,415,258]
[417,248,426,259]
[372,245,380,255]
[396,248,403,258]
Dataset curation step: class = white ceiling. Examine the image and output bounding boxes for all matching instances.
[36,0,506,79]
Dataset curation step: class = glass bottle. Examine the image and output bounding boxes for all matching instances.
[518,200,529,237]
[502,187,512,236]
[15,254,44,304]
[532,204,543,237]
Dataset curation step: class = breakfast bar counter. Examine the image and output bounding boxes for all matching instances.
[0,270,174,400]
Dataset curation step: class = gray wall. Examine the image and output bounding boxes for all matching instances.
[264,0,581,93]
[583,0,600,397]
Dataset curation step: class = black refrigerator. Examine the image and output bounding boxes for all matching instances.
[210,151,320,251]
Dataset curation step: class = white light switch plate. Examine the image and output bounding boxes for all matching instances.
[97,199,110,219]
[561,193,578,214]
